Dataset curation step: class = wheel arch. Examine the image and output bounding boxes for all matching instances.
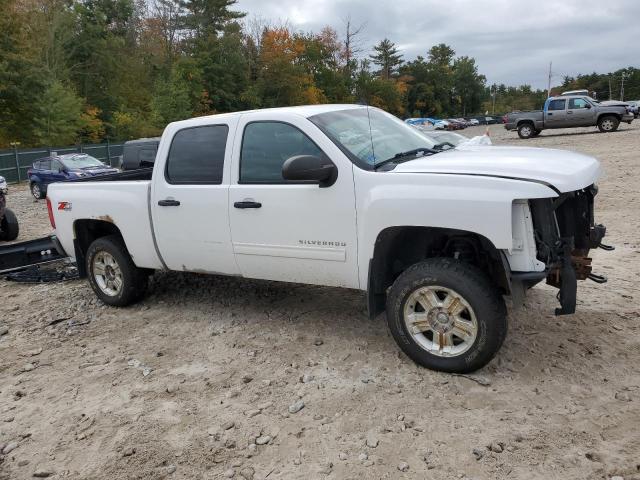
[597,112,621,122]
[367,226,510,319]
[73,219,124,278]
[516,119,535,128]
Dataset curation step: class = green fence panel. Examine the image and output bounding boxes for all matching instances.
[0,142,125,184]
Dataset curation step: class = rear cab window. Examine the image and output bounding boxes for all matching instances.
[165,125,229,184]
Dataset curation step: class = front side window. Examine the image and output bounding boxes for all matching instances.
[240,122,324,183]
[548,99,566,111]
[166,125,228,184]
[569,98,589,109]
[38,159,51,170]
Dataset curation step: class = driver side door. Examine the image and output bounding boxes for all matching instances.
[228,112,360,289]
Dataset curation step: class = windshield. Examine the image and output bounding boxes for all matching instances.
[585,96,599,104]
[309,107,436,168]
[60,154,105,169]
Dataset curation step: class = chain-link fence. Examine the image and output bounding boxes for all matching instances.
[0,141,124,184]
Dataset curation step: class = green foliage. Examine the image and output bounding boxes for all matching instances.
[0,0,48,145]
[151,70,193,127]
[34,80,83,145]
[370,38,403,80]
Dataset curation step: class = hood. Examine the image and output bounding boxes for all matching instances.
[392,145,602,192]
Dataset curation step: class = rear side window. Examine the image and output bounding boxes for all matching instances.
[548,99,566,111]
[240,122,324,183]
[138,148,156,166]
[166,125,228,184]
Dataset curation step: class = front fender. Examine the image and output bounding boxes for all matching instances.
[354,171,558,288]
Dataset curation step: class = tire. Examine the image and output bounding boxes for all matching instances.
[597,115,619,133]
[86,235,148,306]
[31,182,45,199]
[386,258,507,373]
[0,208,19,241]
[517,123,534,139]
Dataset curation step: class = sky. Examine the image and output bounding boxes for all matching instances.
[235,0,640,89]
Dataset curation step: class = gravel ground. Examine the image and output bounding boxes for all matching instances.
[1,122,639,480]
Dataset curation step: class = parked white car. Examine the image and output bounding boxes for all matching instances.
[47,105,609,373]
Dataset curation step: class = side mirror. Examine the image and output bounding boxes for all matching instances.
[282,155,337,188]
[585,103,591,109]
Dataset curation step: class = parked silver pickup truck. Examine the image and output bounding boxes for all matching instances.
[505,95,634,139]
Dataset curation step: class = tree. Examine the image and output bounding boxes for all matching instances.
[370,38,403,80]
[151,70,193,127]
[256,27,323,107]
[34,80,83,145]
[0,0,48,146]
[452,56,485,116]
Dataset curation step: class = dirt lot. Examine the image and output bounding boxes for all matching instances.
[1,122,639,480]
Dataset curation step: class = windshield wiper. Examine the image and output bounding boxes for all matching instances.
[374,147,438,170]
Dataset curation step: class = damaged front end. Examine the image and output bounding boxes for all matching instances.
[529,185,612,315]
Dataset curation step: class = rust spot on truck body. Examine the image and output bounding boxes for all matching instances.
[97,215,114,223]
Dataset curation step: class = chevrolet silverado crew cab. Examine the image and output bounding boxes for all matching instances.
[505,95,634,139]
[46,105,610,373]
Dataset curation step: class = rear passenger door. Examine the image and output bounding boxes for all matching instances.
[151,119,240,274]
[545,98,567,127]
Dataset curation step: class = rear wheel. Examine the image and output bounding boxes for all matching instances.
[598,115,619,132]
[517,123,534,139]
[0,208,19,241]
[31,182,44,199]
[86,235,148,306]
[386,258,507,373]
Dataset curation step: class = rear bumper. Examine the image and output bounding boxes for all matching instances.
[0,235,67,273]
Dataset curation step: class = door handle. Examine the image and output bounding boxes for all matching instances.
[234,201,262,209]
[547,112,553,116]
[158,199,181,207]
[567,111,573,114]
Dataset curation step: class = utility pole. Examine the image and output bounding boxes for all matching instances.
[547,61,552,98]
[491,85,497,115]
[608,76,612,100]
[620,72,626,101]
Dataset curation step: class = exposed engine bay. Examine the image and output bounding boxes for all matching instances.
[530,185,612,315]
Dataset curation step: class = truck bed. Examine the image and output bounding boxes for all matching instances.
[46,177,163,270]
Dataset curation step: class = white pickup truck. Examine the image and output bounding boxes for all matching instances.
[46,105,610,373]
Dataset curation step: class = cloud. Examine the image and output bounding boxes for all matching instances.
[236,0,640,88]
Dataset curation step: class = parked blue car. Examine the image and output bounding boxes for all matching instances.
[27,153,118,199]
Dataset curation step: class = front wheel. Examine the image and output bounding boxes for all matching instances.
[517,123,534,139]
[0,208,19,241]
[598,115,619,132]
[386,258,507,373]
[86,235,148,306]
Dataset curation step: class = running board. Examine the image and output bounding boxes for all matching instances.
[0,235,67,274]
